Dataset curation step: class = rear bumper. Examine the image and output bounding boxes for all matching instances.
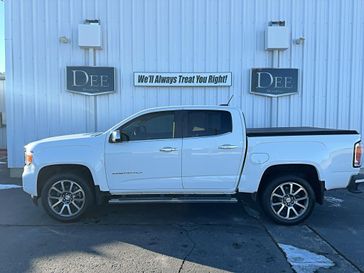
[347,173,364,193]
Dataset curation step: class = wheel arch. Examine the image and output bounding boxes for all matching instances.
[37,164,95,197]
[257,164,324,204]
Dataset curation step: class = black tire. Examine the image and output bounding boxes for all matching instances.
[260,175,316,225]
[41,172,94,222]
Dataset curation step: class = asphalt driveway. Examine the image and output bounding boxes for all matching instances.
[0,161,363,272]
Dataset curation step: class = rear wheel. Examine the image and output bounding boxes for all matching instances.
[41,173,94,222]
[260,175,315,225]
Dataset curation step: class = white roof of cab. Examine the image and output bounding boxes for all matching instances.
[140,105,238,112]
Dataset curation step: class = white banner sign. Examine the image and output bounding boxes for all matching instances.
[134,72,232,87]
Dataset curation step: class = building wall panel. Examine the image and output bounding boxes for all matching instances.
[5,0,364,168]
[0,79,6,149]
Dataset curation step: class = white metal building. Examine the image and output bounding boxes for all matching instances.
[4,0,364,172]
[0,73,6,149]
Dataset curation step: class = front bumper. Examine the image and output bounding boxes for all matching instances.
[347,173,364,193]
[22,164,38,197]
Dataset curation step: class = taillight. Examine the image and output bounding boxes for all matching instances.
[353,141,362,168]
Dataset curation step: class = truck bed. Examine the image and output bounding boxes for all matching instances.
[246,127,358,137]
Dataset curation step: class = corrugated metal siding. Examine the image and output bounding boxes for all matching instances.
[5,0,364,168]
[0,79,6,149]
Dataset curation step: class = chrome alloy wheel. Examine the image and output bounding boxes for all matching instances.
[270,182,309,220]
[47,180,86,217]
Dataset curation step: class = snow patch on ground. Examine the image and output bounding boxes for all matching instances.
[278,243,334,273]
[0,184,22,190]
[324,196,344,207]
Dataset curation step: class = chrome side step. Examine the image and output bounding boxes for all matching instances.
[108,196,238,204]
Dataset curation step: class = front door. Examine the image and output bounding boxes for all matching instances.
[105,110,183,192]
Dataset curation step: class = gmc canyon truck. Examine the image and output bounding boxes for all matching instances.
[22,106,363,225]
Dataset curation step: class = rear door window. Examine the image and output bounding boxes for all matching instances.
[185,110,232,138]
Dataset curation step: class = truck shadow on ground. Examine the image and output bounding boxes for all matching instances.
[0,189,293,272]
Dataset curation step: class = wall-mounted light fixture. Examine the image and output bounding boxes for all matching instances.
[294,37,305,45]
[59,36,70,44]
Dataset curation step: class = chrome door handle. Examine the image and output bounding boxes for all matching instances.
[219,144,238,150]
[160,147,177,152]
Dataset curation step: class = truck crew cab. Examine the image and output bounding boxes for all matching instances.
[22,106,363,225]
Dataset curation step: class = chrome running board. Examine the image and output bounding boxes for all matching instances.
[108,196,238,204]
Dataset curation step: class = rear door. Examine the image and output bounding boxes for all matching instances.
[181,109,245,191]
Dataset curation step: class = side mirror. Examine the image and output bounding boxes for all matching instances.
[110,130,121,143]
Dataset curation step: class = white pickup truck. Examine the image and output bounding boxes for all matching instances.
[22,106,363,225]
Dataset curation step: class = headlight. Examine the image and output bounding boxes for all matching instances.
[25,151,33,166]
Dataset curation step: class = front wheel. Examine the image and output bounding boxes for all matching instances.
[41,173,94,222]
[260,175,316,225]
